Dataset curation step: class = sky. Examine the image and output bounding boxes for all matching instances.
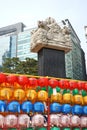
[0,0,87,69]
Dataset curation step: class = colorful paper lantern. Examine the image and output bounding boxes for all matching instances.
[60,115,70,127]
[32,114,44,127]
[33,102,45,113]
[0,73,7,84]
[62,104,71,114]
[7,75,18,85]
[0,88,13,100]
[5,115,17,128]
[38,90,48,102]
[14,89,25,101]
[49,78,58,88]
[7,101,20,113]
[51,127,60,130]
[70,115,80,127]
[63,93,72,104]
[72,105,83,115]
[26,89,37,102]
[0,100,6,112]
[81,116,87,127]
[50,114,61,127]
[21,101,33,113]
[18,75,29,87]
[38,77,48,87]
[18,114,30,128]
[29,78,37,88]
[0,114,4,128]
[50,103,62,113]
[50,93,62,103]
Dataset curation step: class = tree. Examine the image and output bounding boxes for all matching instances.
[2,57,38,75]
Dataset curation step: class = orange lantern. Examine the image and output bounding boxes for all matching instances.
[63,93,73,104]
[50,93,62,103]
[83,96,87,105]
[26,89,37,102]
[73,94,83,105]
[38,90,48,102]
[0,88,13,100]
[14,89,25,101]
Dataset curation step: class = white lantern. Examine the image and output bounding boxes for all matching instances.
[81,116,87,127]
[32,114,44,127]
[70,115,80,127]
[50,114,61,127]
[0,115,4,128]
[18,114,30,128]
[5,115,17,128]
[60,115,70,127]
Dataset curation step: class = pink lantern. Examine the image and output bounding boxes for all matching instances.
[50,114,61,127]
[60,115,70,127]
[70,115,80,127]
[81,116,87,127]
[0,115,4,128]
[18,114,30,128]
[5,115,17,128]
[32,114,44,127]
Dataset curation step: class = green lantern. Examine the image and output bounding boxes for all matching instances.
[37,127,47,130]
[82,90,87,97]
[72,89,79,95]
[62,128,71,130]
[51,127,60,130]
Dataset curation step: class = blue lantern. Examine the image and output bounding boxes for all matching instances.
[50,103,62,113]
[0,100,6,112]
[62,104,72,114]
[72,105,83,115]
[83,106,87,115]
[34,102,44,113]
[21,101,33,113]
[7,101,20,113]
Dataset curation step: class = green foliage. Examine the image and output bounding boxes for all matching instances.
[2,57,38,75]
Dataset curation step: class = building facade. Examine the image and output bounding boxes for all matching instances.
[63,19,86,80]
[0,21,86,80]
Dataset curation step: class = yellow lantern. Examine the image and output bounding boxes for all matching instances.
[50,93,62,103]
[38,90,48,102]
[0,88,13,100]
[73,95,83,105]
[14,89,25,101]
[83,96,87,105]
[63,93,72,104]
[26,89,37,102]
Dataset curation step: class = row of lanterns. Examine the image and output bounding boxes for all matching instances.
[0,114,87,128]
[0,73,87,91]
[1,87,87,105]
[0,73,87,130]
[1,100,87,115]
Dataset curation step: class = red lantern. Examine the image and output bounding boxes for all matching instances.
[69,81,77,90]
[84,83,87,91]
[78,81,85,90]
[0,73,7,83]
[18,75,29,86]
[29,78,37,88]
[38,77,48,87]
[7,74,18,84]
[59,79,66,89]
[49,78,58,88]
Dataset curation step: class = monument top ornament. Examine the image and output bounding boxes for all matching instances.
[30,17,72,53]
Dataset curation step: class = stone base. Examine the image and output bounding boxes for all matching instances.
[38,48,66,78]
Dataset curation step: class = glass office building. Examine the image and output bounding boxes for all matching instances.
[17,28,37,61]
[64,19,86,80]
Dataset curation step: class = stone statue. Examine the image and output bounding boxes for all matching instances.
[30,17,72,53]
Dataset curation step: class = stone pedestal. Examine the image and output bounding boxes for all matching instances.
[38,48,66,78]
[30,17,72,78]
